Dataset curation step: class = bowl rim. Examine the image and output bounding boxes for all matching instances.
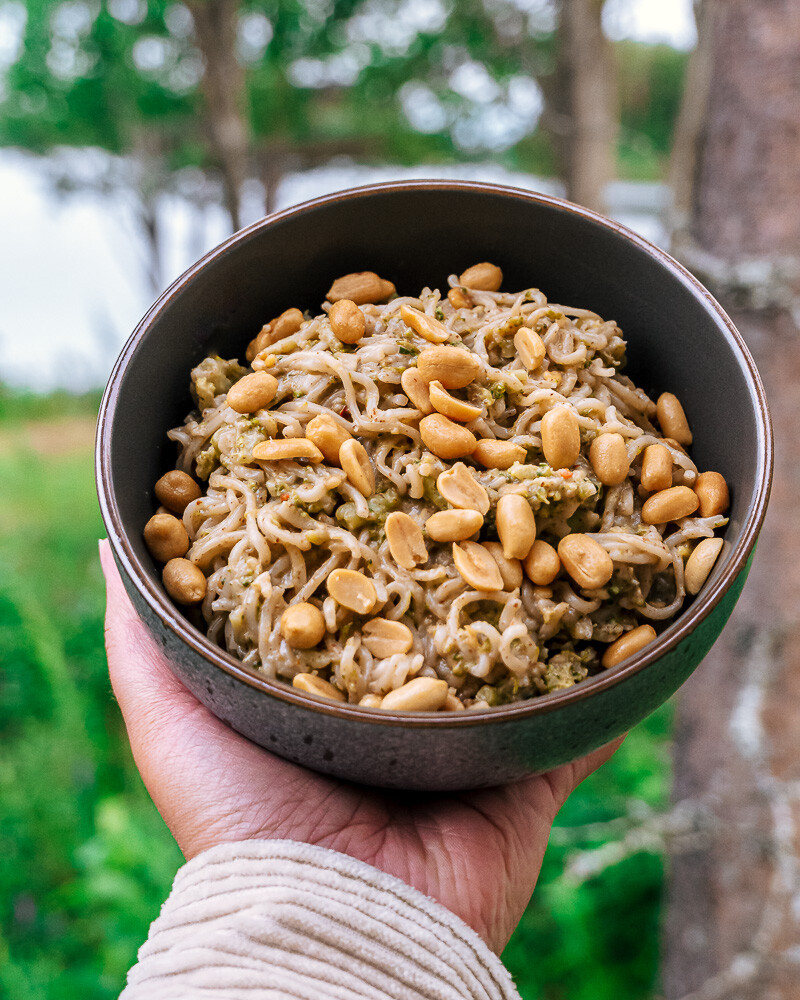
[96,178,773,726]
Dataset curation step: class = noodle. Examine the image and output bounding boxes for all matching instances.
[154,269,728,709]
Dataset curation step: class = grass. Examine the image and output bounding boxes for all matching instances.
[0,393,669,998]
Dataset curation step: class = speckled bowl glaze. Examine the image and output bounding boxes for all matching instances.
[96,181,772,790]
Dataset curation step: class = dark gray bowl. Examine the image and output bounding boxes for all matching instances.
[96,181,772,790]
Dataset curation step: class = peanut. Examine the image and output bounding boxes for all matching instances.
[437,462,490,514]
[362,618,414,658]
[541,405,580,469]
[359,693,384,708]
[694,471,730,518]
[400,304,450,343]
[247,309,304,358]
[401,367,433,414]
[602,624,657,669]
[143,512,190,563]
[326,271,396,305]
[523,539,561,586]
[641,443,673,492]
[162,557,206,604]
[226,371,278,413]
[419,414,477,460]
[329,298,366,343]
[472,439,527,470]
[514,328,546,370]
[385,512,428,570]
[381,677,449,712]
[496,494,536,561]
[458,262,503,291]
[448,287,472,309]
[339,439,375,497]
[428,380,483,422]
[642,485,699,524]
[281,603,326,649]
[685,536,724,595]
[426,508,484,542]
[452,541,504,592]
[417,345,482,389]
[252,438,324,463]
[327,568,377,614]
[656,392,692,445]
[444,692,466,711]
[557,534,613,590]
[292,673,346,702]
[305,413,352,464]
[589,433,630,486]
[484,542,523,590]
[154,470,201,515]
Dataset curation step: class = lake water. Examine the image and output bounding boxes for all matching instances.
[0,149,669,392]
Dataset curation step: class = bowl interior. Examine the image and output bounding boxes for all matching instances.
[100,181,769,712]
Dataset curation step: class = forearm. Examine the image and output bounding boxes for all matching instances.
[122,839,521,999]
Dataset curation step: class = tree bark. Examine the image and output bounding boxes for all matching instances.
[544,0,617,214]
[186,0,251,231]
[663,2,800,997]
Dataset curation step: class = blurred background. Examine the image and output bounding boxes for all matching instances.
[2,1,798,997]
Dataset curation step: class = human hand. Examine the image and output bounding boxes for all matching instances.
[101,540,620,953]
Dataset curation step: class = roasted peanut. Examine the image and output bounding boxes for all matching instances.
[293,673,346,702]
[281,603,326,649]
[245,326,270,362]
[329,298,366,344]
[541,405,580,469]
[143,512,190,563]
[641,444,673,492]
[642,485,699,524]
[419,414,477,460]
[437,462,490,514]
[452,541,504,592]
[400,367,433,414]
[359,693,384,708]
[472,439,527,470]
[557,534,614,590]
[459,262,503,292]
[162,557,206,604]
[602,624,657,669]
[426,508,484,542]
[154,470,201,515]
[656,392,692,445]
[447,287,472,309]
[400,304,450,344]
[428,380,483,422]
[685,536,724,595]
[305,413,352,464]
[694,471,730,518]
[381,677,449,712]
[589,433,630,486]
[417,345,482,389]
[362,618,414,658]
[443,692,466,711]
[523,539,561,586]
[252,438,324,463]
[514,328,546,370]
[339,439,375,497]
[327,569,377,614]
[226,371,278,413]
[246,314,302,361]
[385,512,428,570]
[327,271,396,304]
[497,494,536,561]
[484,542,523,590]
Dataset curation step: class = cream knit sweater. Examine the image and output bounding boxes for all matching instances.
[121,840,522,999]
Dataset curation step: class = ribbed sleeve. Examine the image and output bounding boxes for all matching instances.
[121,839,521,999]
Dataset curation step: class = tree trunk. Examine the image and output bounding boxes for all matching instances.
[663,2,800,997]
[186,0,251,231]
[543,0,617,214]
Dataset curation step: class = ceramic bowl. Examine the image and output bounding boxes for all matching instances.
[96,181,772,790]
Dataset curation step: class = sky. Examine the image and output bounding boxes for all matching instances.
[0,0,696,392]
